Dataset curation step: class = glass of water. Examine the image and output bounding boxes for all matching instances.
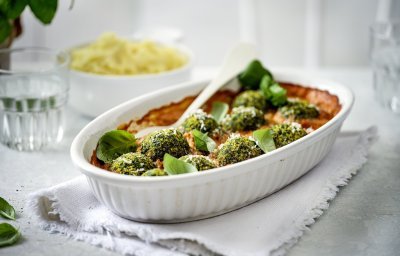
[0,47,69,151]
[370,21,400,114]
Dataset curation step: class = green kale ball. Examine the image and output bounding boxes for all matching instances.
[141,128,190,161]
[217,135,263,166]
[278,100,319,120]
[110,152,155,176]
[141,168,168,176]
[232,90,267,110]
[182,109,218,133]
[179,155,217,171]
[271,123,307,148]
[222,106,265,132]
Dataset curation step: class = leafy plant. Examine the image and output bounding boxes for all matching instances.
[253,128,276,153]
[210,101,229,122]
[96,130,137,163]
[260,75,287,107]
[238,60,287,107]
[238,59,273,90]
[0,223,20,247]
[192,129,216,153]
[0,0,58,44]
[163,153,198,175]
[0,197,16,220]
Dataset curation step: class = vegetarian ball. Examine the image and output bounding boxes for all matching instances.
[141,168,168,176]
[271,123,307,148]
[141,128,190,161]
[179,155,217,171]
[217,135,263,166]
[232,90,267,110]
[278,100,319,120]
[182,109,218,133]
[110,152,155,176]
[222,106,265,132]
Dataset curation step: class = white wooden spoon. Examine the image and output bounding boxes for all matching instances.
[135,42,257,138]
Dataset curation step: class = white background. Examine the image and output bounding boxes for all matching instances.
[12,0,400,67]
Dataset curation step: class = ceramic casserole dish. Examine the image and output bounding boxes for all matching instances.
[70,69,354,223]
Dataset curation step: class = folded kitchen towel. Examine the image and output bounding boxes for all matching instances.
[26,127,377,256]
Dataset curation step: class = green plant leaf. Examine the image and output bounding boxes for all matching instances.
[260,75,287,107]
[269,83,287,105]
[0,223,20,247]
[238,60,273,90]
[0,197,16,220]
[260,75,274,98]
[96,130,137,163]
[163,153,198,175]
[28,0,57,24]
[192,129,216,153]
[0,16,11,44]
[210,101,229,122]
[0,0,27,19]
[253,128,276,153]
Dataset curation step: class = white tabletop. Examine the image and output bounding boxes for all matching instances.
[1,67,399,256]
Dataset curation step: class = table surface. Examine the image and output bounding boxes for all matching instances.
[1,68,399,256]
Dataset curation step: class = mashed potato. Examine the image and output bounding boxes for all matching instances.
[70,33,188,75]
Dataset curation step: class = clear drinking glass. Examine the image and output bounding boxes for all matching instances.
[0,47,69,151]
[370,22,400,114]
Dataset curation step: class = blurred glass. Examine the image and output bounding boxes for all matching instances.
[0,48,69,151]
[370,21,400,114]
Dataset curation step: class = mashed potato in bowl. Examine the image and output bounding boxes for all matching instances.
[70,33,188,76]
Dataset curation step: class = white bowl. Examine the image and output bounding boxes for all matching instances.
[70,69,354,223]
[68,43,193,117]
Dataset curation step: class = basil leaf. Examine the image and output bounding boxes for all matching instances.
[238,60,273,90]
[260,75,274,99]
[0,16,11,44]
[0,197,16,220]
[260,75,287,107]
[192,129,216,153]
[269,83,287,106]
[96,130,137,163]
[253,128,276,153]
[28,0,57,24]
[0,223,20,247]
[163,153,197,175]
[0,0,27,19]
[210,101,229,122]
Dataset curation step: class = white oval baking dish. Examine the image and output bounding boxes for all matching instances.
[70,69,354,223]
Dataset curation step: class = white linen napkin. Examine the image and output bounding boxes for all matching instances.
[26,127,377,256]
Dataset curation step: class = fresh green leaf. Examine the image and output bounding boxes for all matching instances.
[0,0,10,14]
[0,0,27,19]
[253,128,276,153]
[269,83,287,106]
[260,75,274,99]
[0,223,20,247]
[0,197,16,220]
[96,130,137,163]
[192,129,216,153]
[238,60,273,90]
[260,75,287,107]
[163,153,198,175]
[28,0,57,24]
[0,16,11,44]
[210,101,229,122]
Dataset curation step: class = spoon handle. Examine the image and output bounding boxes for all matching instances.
[174,43,257,126]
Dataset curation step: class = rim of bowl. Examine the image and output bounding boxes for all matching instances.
[67,42,194,80]
[0,47,70,75]
[70,70,354,184]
